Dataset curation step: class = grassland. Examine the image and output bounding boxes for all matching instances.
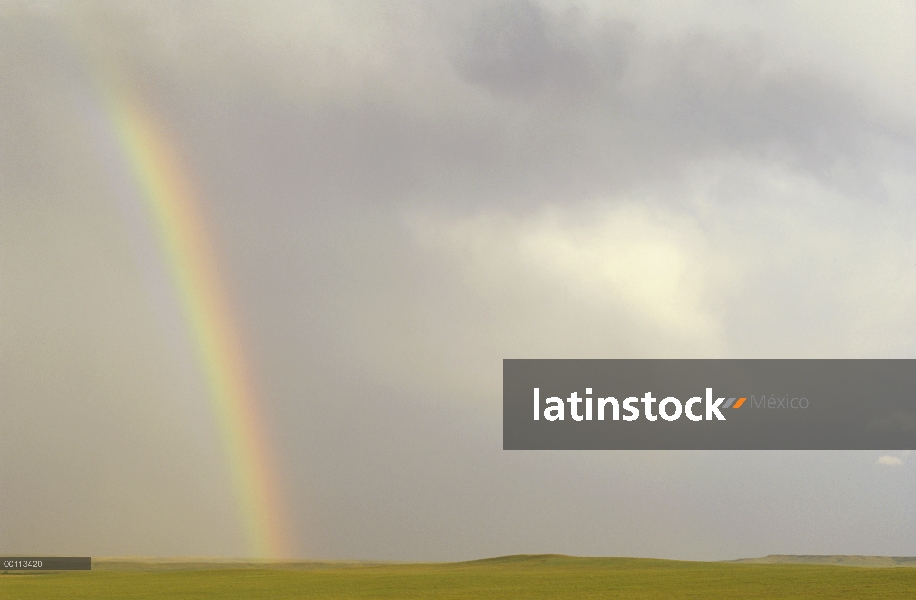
[2,554,915,599]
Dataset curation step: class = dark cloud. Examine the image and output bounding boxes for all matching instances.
[131,0,907,217]
[452,0,614,98]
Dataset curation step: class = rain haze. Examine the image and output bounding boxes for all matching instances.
[1,0,915,561]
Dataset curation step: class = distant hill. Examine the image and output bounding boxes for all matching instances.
[730,555,916,568]
[87,554,916,571]
[91,557,391,571]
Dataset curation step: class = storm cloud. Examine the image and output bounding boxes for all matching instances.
[1,1,915,560]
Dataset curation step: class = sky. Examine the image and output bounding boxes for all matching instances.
[1,0,915,561]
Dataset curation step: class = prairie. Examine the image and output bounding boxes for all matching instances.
[2,554,915,599]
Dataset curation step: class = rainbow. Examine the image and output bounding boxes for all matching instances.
[82,74,291,556]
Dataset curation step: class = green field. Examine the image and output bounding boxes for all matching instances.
[2,555,915,599]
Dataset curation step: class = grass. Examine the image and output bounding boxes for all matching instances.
[2,554,916,599]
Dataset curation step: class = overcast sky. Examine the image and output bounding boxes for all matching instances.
[1,0,915,561]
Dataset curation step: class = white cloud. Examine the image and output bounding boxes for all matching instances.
[407,155,916,360]
[408,200,723,352]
